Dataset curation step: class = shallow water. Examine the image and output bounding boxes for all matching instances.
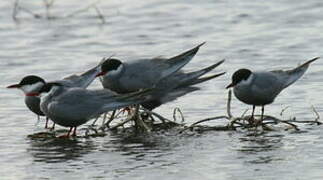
[1,0,323,179]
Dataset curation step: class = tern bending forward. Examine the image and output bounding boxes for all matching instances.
[98,43,225,110]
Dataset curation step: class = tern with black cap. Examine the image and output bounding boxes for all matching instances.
[7,62,102,128]
[98,42,206,93]
[33,82,152,137]
[226,57,319,122]
[7,75,48,125]
[98,43,226,110]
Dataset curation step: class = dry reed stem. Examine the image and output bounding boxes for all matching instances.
[12,0,105,23]
[173,107,185,123]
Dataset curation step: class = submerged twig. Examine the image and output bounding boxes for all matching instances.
[43,0,55,19]
[71,88,322,138]
[280,106,290,116]
[13,0,42,20]
[110,117,133,130]
[105,110,116,128]
[179,90,321,134]
[311,105,321,125]
[179,116,228,133]
[93,5,106,24]
[173,107,185,123]
[12,0,20,21]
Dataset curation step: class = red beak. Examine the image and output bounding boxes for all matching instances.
[96,71,107,77]
[226,83,234,89]
[26,92,40,96]
[7,84,21,89]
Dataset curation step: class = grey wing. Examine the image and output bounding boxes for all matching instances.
[141,61,225,109]
[174,59,225,88]
[118,60,169,91]
[48,88,106,121]
[151,42,204,78]
[251,72,284,100]
[270,57,318,89]
[62,63,101,88]
[118,43,205,91]
[50,88,151,120]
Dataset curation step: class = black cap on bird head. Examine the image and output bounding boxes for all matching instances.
[7,75,45,89]
[97,58,122,77]
[226,69,252,89]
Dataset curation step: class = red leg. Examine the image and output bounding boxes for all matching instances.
[58,127,73,138]
[121,107,131,115]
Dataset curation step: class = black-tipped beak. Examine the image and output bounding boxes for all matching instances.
[7,84,21,89]
[226,82,234,89]
[96,71,106,77]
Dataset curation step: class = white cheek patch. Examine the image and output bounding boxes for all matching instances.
[106,64,124,77]
[237,74,254,87]
[20,82,44,94]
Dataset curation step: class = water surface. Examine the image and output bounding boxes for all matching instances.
[1,0,323,179]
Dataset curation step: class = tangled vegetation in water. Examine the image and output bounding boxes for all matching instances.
[28,90,321,139]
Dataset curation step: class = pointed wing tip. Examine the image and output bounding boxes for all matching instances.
[190,42,206,54]
[197,42,206,48]
[214,72,226,78]
[211,59,225,68]
[218,58,225,64]
[218,72,226,76]
[310,57,320,62]
[300,57,320,68]
[197,71,226,82]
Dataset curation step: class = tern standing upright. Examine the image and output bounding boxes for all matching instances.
[226,57,319,122]
[7,62,102,128]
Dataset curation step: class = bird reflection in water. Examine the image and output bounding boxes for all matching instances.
[235,133,286,164]
[27,137,96,163]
